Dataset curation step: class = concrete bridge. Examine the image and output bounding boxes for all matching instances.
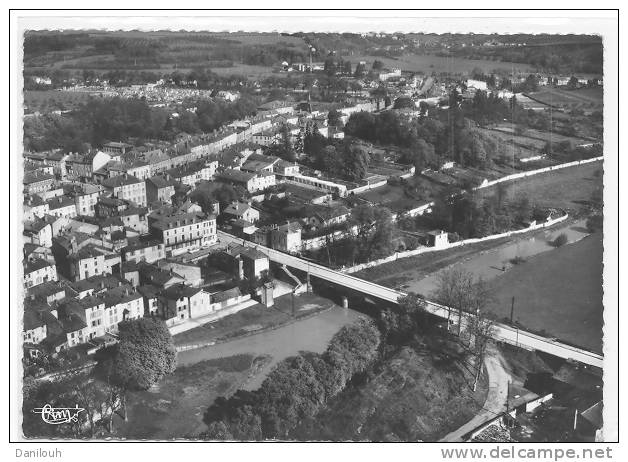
[218,231,604,369]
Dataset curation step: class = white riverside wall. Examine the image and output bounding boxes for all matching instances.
[472,156,604,191]
[340,156,603,273]
[341,213,569,274]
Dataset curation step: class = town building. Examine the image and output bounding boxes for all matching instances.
[46,195,78,219]
[68,245,107,281]
[146,174,178,204]
[23,258,58,289]
[101,174,147,207]
[271,221,302,253]
[23,195,49,222]
[159,284,211,324]
[23,171,55,195]
[63,183,103,217]
[223,201,260,223]
[216,169,276,193]
[149,209,217,256]
[102,141,134,156]
[122,238,166,264]
[65,151,112,181]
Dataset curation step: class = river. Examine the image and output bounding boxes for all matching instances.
[405,218,592,296]
[177,307,364,389]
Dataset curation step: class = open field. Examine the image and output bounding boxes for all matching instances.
[356,163,602,290]
[355,176,445,212]
[528,87,603,111]
[490,124,591,146]
[476,161,603,211]
[475,127,547,160]
[115,354,271,439]
[291,340,488,441]
[356,234,521,290]
[24,90,93,114]
[487,233,603,353]
[348,53,536,75]
[173,292,336,348]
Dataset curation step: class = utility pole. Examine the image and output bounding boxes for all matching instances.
[510,296,515,324]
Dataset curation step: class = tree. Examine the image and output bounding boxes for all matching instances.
[372,60,384,71]
[339,139,370,182]
[568,76,579,89]
[465,309,495,391]
[432,267,493,336]
[111,318,177,391]
[379,293,429,344]
[393,96,415,109]
[327,109,342,127]
[354,62,366,77]
[350,204,394,262]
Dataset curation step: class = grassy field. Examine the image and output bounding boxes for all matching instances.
[356,176,444,212]
[476,161,603,212]
[114,354,271,439]
[356,234,520,289]
[291,339,488,441]
[348,53,535,75]
[490,124,590,147]
[487,233,604,353]
[173,293,336,348]
[356,162,603,290]
[528,87,603,111]
[24,90,92,113]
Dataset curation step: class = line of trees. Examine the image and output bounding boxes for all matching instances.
[201,318,381,440]
[23,94,260,153]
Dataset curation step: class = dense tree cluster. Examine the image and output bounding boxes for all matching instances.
[107,317,177,391]
[201,318,381,440]
[310,204,395,267]
[23,95,259,153]
[417,191,538,240]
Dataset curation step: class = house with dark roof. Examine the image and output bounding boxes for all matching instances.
[26,280,66,304]
[304,205,351,230]
[23,218,53,248]
[102,173,147,207]
[159,283,211,325]
[23,309,48,345]
[138,262,184,289]
[223,201,260,223]
[23,258,57,289]
[149,209,217,256]
[46,195,77,219]
[271,221,302,253]
[67,245,107,281]
[23,171,55,194]
[215,168,276,193]
[23,194,49,221]
[146,174,178,204]
[123,238,166,264]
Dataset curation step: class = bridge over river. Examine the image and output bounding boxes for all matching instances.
[217,231,603,369]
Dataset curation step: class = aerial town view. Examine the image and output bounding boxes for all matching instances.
[14,14,616,448]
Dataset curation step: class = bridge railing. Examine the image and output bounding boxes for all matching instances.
[216,231,604,368]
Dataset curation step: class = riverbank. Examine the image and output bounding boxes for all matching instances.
[173,292,336,350]
[114,354,272,439]
[177,307,364,390]
[487,232,604,353]
[355,215,584,293]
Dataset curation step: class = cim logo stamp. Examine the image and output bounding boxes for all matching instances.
[32,404,85,425]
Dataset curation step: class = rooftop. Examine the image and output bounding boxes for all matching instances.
[101,174,143,188]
